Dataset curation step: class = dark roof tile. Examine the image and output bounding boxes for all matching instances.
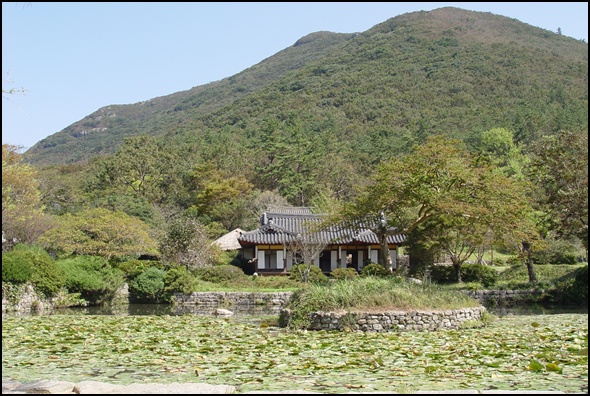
[238,207,406,246]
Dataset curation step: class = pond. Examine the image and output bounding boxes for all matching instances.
[3,302,586,318]
[2,307,587,394]
[48,303,283,317]
[487,304,588,316]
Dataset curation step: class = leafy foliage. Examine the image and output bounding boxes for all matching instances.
[496,264,587,291]
[332,135,538,281]
[2,144,52,246]
[530,234,583,265]
[38,207,159,260]
[128,266,166,303]
[544,265,588,306]
[193,264,247,284]
[159,212,222,269]
[288,263,329,285]
[431,263,498,287]
[460,264,499,287]
[162,265,199,299]
[56,255,125,304]
[3,244,66,297]
[2,247,35,283]
[528,130,588,253]
[330,267,359,280]
[360,263,391,278]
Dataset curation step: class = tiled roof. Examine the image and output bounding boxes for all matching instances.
[238,207,406,246]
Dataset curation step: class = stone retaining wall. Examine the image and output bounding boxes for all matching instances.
[279,306,487,332]
[172,291,292,308]
[4,286,543,316]
[465,289,543,306]
[2,284,44,313]
[2,283,129,315]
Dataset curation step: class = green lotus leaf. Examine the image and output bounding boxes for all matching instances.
[528,360,544,371]
[545,362,562,372]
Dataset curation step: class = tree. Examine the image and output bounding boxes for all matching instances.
[86,135,181,205]
[2,144,53,247]
[325,135,538,281]
[528,129,588,259]
[37,163,89,216]
[426,216,487,283]
[2,71,27,101]
[241,189,292,230]
[159,212,220,270]
[286,231,328,283]
[478,127,530,181]
[38,207,158,260]
[187,163,254,235]
[254,118,323,206]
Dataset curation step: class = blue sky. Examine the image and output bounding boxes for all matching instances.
[2,2,588,151]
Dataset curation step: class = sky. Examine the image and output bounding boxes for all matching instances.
[2,2,588,151]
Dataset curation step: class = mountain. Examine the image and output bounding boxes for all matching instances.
[24,7,588,167]
[24,31,356,165]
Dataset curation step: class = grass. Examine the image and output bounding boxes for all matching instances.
[466,249,515,265]
[179,272,302,293]
[186,263,585,297]
[489,263,584,290]
[285,276,481,329]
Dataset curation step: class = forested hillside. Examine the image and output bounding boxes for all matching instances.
[25,7,587,171]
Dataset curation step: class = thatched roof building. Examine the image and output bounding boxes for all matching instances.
[212,228,244,251]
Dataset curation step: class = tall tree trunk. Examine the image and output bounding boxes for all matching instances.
[526,260,537,285]
[303,263,311,283]
[453,263,462,283]
[522,242,537,285]
[379,231,392,272]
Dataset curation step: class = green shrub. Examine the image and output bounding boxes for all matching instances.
[546,265,588,306]
[496,263,586,290]
[331,267,359,280]
[575,264,588,284]
[2,248,35,284]
[58,256,105,293]
[531,237,581,265]
[117,259,161,278]
[554,253,577,265]
[506,256,522,266]
[163,266,198,299]
[461,264,498,287]
[360,263,391,278]
[5,245,66,297]
[128,266,166,302]
[249,275,300,290]
[193,265,246,283]
[288,264,329,285]
[430,264,454,283]
[431,263,497,286]
[492,258,506,267]
[56,256,125,304]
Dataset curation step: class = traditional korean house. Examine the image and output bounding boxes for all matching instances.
[237,207,406,275]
